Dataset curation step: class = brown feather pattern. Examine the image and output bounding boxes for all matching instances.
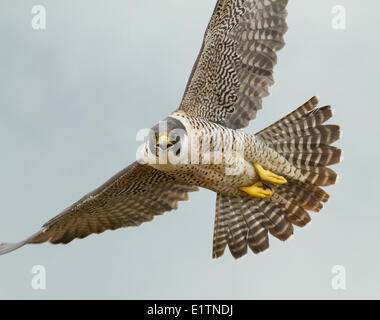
[0,163,198,254]
[180,0,289,129]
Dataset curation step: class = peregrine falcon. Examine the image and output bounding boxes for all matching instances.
[0,0,342,259]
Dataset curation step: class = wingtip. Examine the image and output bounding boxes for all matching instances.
[311,95,320,105]
[0,241,26,256]
[0,230,44,256]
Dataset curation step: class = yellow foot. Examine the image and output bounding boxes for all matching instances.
[254,163,288,186]
[239,182,274,199]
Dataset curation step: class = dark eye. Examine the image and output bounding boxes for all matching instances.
[172,135,180,144]
[171,135,181,156]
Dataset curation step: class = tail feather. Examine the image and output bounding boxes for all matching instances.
[256,96,320,140]
[296,181,330,202]
[281,145,342,168]
[269,124,341,147]
[240,201,269,255]
[212,194,230,258]
[272,193,311,227]
[213,194,295,259]
[262,106,335,143]
[212,96,342,259]
[300,166,338,186]
[256,200,294,242]
[214,194,266,259]
[259,96,342,189]
[277,181,329,212]
[226,198,249,259]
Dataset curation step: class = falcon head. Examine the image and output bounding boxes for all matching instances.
[143,116,188,165]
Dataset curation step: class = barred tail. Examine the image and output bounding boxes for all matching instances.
[257,96,342,187]
[212,97,342,259]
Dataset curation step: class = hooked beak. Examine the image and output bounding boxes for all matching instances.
[155,136,173,151]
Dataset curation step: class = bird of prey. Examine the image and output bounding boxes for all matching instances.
[0,0,342,259]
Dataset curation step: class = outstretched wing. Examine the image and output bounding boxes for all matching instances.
[179,0,288,129]
[0,162,198,255]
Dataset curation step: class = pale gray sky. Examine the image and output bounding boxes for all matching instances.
[0,0,378,299]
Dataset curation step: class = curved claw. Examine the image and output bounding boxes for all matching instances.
[253,163,287,186]
[239,182,274,199]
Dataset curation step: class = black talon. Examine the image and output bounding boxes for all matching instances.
[262,182,273,191]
